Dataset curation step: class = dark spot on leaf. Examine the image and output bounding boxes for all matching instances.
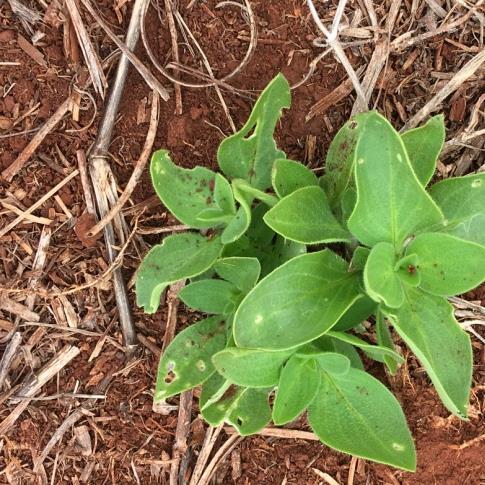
[209,179,215,191]
[349,121,358,129]
[407,265,416,274]
[206,196,213,205]
[164,370,176,384]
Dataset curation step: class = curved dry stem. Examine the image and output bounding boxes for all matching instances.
[142,0,257,89]
[290,48,330,90]
[306,0,367,109]
[65,87,98,133]
[87,91,159,238]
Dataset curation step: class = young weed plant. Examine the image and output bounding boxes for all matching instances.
[136,74,485,471]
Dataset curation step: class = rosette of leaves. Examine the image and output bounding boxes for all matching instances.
[136,74,485,472]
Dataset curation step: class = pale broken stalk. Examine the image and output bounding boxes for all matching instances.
[88,0,155,352]
[306,0,367,109]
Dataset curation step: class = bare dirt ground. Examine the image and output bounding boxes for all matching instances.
[0,0,484,483]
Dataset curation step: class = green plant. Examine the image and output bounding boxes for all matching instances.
[136,74,485,471]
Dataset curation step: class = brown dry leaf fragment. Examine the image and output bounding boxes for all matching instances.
[74,212,102,248]
[17,35,47,68]
[74,425,93,456]
[0,30,15,42]
[450,97,466,122]
[0,116,13,130]
[86,372,105,388]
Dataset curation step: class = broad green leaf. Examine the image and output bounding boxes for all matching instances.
[401,115,445,186]
[272,159,318,198]
[296,346,351,375]
[376,311,399,374]
[264,186,351,244]
[226,387,272,435]
[273,356,320,425]
[395,253,421,287]
[321,117,365,208]
[314,352,351,375]
[221,180,252,245]
[384,288,472,418]
[407,233,485,296]
[136,233,223,313]
[212,348,293,387]
[151,150,220,228]
[364,242,404,308]
[220,209,249,244]
[429,172,485,245]
[154,316,226,402]
[217,74,291,190]
[214,257,261,293]
[308,368,416,471]
[234,250,361,350]
[332,295,377,331]
[326,331,404,364]
[350,246,370,271]
[200,378,271,435]
[178,279,239,314]
[348,112,443,248]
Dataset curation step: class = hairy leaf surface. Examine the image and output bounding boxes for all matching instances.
[273,356,320,425]
[221,180,252,244]
[348,112,443,248]
[272,159,318,198]
[308,368,416,471]
[154,316,226,402]
[314,352,351,375]
[407,233,485,296]
[364,242,403,308]
[401,115,445,186]
[320,117,364,208]
[136,233,223,313]
[264,186,351,244]
[200,377,271,435]
[218,74,290,189]
[385,288,472,418]
[212,348,293,387]
[179,279,239,314]
[234,250,361,350]
[429,172,485,245]
[151,150,222,228]
[326,331,403,364]
[214,257,261,293]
